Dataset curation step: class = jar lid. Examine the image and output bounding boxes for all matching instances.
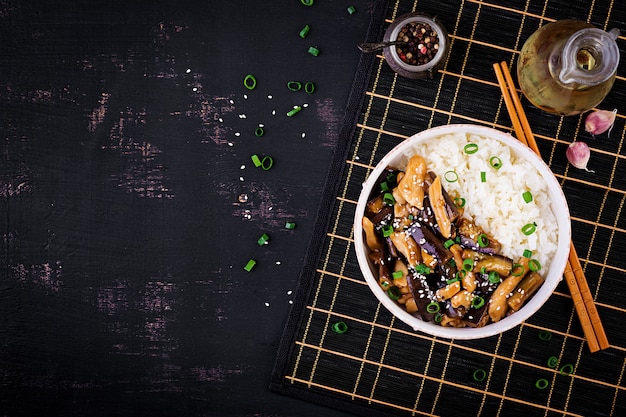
[383,12,450,79]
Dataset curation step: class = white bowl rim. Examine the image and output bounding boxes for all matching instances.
[353,124,572,339]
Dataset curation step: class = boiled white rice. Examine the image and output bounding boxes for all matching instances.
[406,131,558,270]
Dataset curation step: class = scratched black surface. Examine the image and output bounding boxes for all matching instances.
[0,1,374,416]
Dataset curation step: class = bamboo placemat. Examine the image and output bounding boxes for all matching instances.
[271,1,626,416]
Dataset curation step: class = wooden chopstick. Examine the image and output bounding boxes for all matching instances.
[493,61,609,352]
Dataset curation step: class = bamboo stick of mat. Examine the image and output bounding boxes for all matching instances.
[493,61,609,352]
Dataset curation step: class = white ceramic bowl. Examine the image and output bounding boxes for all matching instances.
[353,124,571,339]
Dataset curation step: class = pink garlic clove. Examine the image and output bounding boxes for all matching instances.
[584,109,617,137]
[566,141,593,172]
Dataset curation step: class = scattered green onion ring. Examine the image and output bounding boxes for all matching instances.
[301,0,313,5]
[287,81,302,91]
[382,224,394,237]
[287,106,302,117]
[244,259,256,272]
[243,74,257,90]
[523,249,532,258]
[308,46,320,56]
[528,259,542,271]
[480,171,486,182]
[446,277,460,285]
[463,258,474,271]
[257,233,270,246]
[464,143,479,154]
[261,156,274,170]
[304,81,315,94]
[387,286,401,300]
[251,154,262,167]
[522,222,537,235]
[511,263,525,277]
[434,313,443,322]
[331,321,348,334]
[415,264,431,275]
[386,172,397,184]
[380,181,389,192]
[488,271,501,283]
[381,280,390,288]
[454,197,466,208]
[523,191,533,203]
[489,156,503,169]
[383,192,395,205]
[547,356,559,368]
[299,24,310,38]
[444,170,458,182]
[538,330,553,341]
[426,302,440,313]
[444,239,455,249]
[347,5,356,14]
[535,379,549,389]
[456,269,467,280]
[477,233,489,248]
[255,127,265,137]
[471,296,485,309]
[285,221,296,230]
[473,369,487,382]
[392,270,403,279]
[559,364,574,375]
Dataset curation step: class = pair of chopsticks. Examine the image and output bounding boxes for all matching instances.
[493,61,609,353]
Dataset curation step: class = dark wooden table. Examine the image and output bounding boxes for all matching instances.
[0,1,375,415]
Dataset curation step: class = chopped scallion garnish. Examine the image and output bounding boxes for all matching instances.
[285,221,296,229]
[299,24,310,38]
[244,259,256,272]
[523,249,532,258]
[392,270,403,279]
[257,233,270,246]
[261,156,274,170]
[477,233,489,247]
[444,170,458,182]
[382,224,393,237]
[528,259,542,271]
[251,154,262,167]
[308,46,320,56]
[287,81,302,91]
[522,222,537,235]
[522,191,533,203]
[331,321,348,334]
[480,171,486,182]
[387,286,401,300]
[383,192,395,205]
[243,74,257,90]
[304,82,315,94]
[471,296,485,309]
[489,156,503,169]
[426,302,440,313]
[464,143,479,154]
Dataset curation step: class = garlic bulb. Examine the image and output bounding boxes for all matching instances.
[585,109,617,137]
[566,141,593,172]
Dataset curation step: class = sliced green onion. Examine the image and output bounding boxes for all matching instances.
[383,192,395,205]
[538,330,553,341]
[299,24,310,38]
[287,81,302,91]
[244,259,256,272]
[285,221,296,229]
[308,46,320,56]
[386,172,397,184]
[456,269,467,280]
[257,233,270,246]
[471,296,485,309]
[489,156,503,169]
[347,5,356,14]
[446,277,460,285]
[463,258,474,271]
[261,156,274,170]
[488,271,501,283]
[477,233,489,248]
[444,170,458,182]
[472,369,487,382]
[535,379,549,389]
[382,224,394,237]
[251,154,262,167]
[255,127,265,137]
[547,356,559,368]
[434,313,443,322]
[301,0,313,5]
[523,191,533,203]
[304,81,315,94]
[243,74,257,90]
[523,249,533,258]
[381,280,390,288]
[387,286,401,300]
[464,143,479,154]
[559,364,574,375]
[380,181,389,192]
[287,106,302,117]
[444,239,455,249]
[331,321,348,334]
[426,302,440,313]
[528,259,542,271]
[408,214,414,220]
[522,222,537,235]
[415,264,431,275]
[454,197,466,208]
[480,171,486,182]
[392,270,403,279]
[511,263,525,277]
